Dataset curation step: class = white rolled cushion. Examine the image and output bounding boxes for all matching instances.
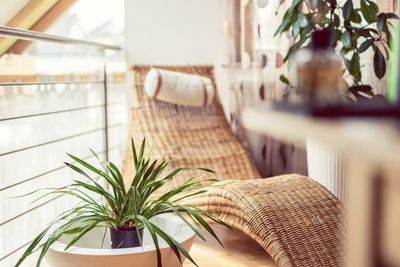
[144,68,215,106]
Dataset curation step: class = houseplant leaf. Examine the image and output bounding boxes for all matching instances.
[343,0,353,20]
[359,39,374,53]
[341,31,352,49]
[373,47,386,79]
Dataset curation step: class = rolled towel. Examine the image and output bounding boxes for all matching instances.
[144,68,215,106]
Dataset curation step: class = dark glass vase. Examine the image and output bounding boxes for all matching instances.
[110,227,144,249]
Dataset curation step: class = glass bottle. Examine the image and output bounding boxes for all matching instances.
[296,28,342,105]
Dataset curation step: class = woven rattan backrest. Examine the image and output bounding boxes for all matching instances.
[122,65,261,189]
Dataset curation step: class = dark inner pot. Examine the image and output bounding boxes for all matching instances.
[110,227,144,249]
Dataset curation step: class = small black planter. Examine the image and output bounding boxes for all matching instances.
[110,227,144,249]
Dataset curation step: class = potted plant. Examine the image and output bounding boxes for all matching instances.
[16,138,227,267]
[274,0,399,199]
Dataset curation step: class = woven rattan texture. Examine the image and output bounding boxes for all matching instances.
[122,65,345,267]
[122,65,261,188]
[189,174,345,267]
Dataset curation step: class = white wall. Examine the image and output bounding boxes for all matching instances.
[125,0,227,65]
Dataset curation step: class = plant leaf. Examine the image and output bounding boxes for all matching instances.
[137,216,162,267]
[386,13,400,20]
[373,47,386,79]
[131,138,138,169]
[279,74,290,85]
[350,9,362,23]
[360,0,378,24]
[298,13,308,28]
[274,13,296,36]
[359,39,374,53]
[377,13,386,32]
[343,0,353,20]
[292,21,300,38]
[341,31,352,49]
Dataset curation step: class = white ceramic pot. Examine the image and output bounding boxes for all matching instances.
[45,214,195,267]
[306,139,347,201]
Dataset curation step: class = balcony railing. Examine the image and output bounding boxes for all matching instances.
[0,25,128,266]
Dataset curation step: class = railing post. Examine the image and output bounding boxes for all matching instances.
[103,64,109,163]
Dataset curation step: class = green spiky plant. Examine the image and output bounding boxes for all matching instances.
[16,138,227,267]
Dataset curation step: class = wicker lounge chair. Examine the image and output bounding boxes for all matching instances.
[122,65,345,267]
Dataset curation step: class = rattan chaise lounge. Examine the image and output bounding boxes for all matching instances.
[122,65,345,267]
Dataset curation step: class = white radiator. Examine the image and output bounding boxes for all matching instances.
[306,139,347,201]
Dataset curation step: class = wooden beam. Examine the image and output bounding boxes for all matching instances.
[0,0,59,56]
[8,0,77,54]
